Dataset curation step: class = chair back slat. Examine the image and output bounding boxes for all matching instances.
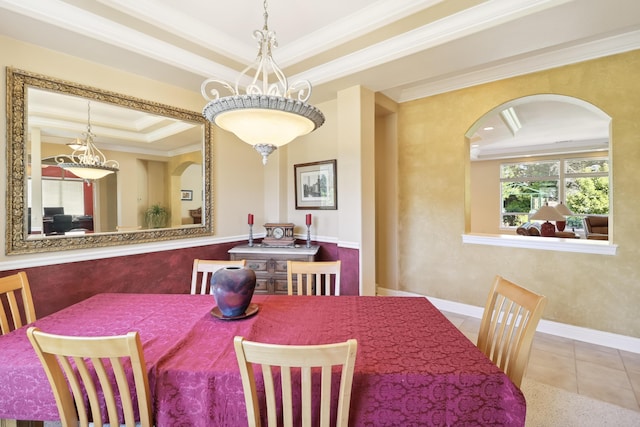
[27,327,153,427]
[0,272,36,335]
[477,275,547,388]
[190,259,246,294]
[234,336,357,427]
[287,261,341,296]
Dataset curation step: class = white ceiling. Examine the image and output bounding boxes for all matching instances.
[2,0,639,158]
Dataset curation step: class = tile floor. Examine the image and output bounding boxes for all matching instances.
[442,311,640,412]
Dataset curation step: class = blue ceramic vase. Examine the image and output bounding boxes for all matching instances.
[210,266,256,317]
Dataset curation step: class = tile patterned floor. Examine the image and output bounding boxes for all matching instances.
[441,311,640,412]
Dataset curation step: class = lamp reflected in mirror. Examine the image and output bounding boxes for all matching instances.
[554,202,573,231]
[530,204,565,237]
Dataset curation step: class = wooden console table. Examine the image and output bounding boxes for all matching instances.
[229,244,319,294]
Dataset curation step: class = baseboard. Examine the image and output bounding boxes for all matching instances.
[376,287,640,354]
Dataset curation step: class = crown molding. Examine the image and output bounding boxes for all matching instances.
[397,30,640,102]
[95,0,255,63]
[2,0,635,104]
[0,0,239,81]
[296,0,572,87]
[277,0,442,66]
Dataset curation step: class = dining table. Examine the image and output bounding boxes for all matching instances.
[0,293,526,426]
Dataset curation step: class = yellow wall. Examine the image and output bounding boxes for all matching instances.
[375,94,399,294]
[393,50,640,337]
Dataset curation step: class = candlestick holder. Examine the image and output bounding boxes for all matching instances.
[248,224,254,247]
[306,224,311,248]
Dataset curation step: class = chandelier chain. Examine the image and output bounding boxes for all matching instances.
[200,0,325,165]
[263,0,269,31]
[200,0,311,103]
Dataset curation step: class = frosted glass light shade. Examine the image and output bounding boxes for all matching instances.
[203,94,324,147]
[215,108,315,147]
[59,165,117,180]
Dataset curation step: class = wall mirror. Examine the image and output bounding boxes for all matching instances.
[6,68,213,254]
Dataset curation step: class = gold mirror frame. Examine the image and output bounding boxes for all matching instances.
[6,68,213,254]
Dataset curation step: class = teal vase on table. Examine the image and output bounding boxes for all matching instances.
[210,266,256,317]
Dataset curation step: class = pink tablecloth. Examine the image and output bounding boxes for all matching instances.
[0,294,525,426]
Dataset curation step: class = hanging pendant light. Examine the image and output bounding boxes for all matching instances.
[57,101,119,180]
[201,0,325,165]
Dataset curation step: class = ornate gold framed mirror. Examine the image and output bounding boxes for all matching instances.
[6,67,213,254]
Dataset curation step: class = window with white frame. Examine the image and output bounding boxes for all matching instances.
[28,178,86,216]
[500,157,609,230]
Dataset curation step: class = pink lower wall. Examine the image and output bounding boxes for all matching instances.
[3,241,360,318]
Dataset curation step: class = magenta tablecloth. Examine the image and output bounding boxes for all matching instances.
[0,294,525,426]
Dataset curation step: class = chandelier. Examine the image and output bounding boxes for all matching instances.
[201,0,325,165]
[57,101,119,180]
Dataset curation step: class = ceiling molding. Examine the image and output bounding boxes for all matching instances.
[1,0,638,106]
[294,0,574,89]
[0,0,239,81]
[95,0,255,63]
[396,29,640,102]
[276,0,443,67]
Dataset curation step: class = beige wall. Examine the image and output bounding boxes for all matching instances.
[1,35,357,265]
[0,35,264,261]
[391,50,640,337]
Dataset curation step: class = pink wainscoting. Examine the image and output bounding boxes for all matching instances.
[313,241,359,296]
[2,240,360,317]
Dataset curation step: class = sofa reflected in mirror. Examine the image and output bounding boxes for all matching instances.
[516,222,578,239]
[583,215,609,240]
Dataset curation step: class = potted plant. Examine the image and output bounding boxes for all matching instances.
[145,203,168,228]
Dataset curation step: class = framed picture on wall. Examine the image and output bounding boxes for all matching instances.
[294,159,337,210]
[181,190,193,201]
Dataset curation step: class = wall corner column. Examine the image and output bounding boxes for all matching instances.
[337,86,376,296]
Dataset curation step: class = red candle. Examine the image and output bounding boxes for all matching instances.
[248,214,254,225]
[306,214,312,226]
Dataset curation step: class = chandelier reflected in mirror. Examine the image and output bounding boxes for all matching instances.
[201,0,325,165]
[57,101,120,180]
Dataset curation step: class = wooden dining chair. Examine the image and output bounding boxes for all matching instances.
[287,261,341,296]
[233,336,358,427]
[27,327,153,427]
[0,271,36,335]
[190,259,247,295]
[477,275,547,388]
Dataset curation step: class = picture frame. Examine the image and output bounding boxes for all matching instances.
[294,159,337,210]
[181,190,193,201]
